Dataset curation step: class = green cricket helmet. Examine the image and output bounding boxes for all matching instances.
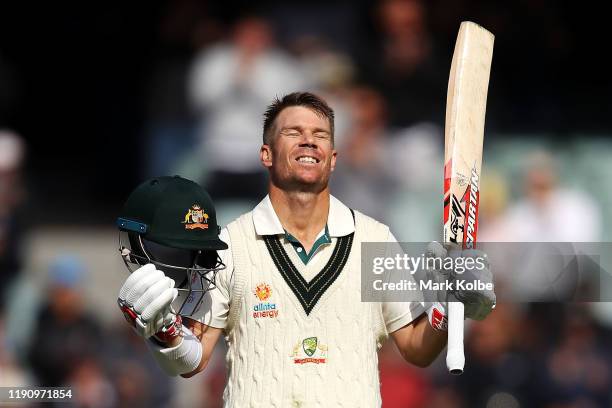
[117,176,227,316]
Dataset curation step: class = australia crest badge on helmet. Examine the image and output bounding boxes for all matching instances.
[183,204,209,230]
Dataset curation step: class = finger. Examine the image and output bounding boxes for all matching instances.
[141,286,178,322]
[462,249,481,258]
[134,277,174,314]
[426,241,447,258]
[124,269,165,306]
[143,313,167,338]
[119,263,156,299]
[464,250,491,270]
[446,247,462,260]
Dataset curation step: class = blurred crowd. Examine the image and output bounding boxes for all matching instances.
[1,0,612,407]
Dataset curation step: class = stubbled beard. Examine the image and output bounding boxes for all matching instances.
[271,168,330,193]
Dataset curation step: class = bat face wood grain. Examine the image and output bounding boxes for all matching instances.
[443,21,494,248]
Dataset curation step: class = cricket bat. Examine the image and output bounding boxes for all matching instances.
[443,21,494,374]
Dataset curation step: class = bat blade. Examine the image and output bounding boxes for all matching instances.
[443,21,494,375]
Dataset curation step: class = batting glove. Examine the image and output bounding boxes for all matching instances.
[117,264,182,342]
[424,241,496,331]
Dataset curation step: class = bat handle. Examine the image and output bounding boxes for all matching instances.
[446,301,465,375]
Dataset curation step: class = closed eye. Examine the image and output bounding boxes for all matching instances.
[281,129,301,137]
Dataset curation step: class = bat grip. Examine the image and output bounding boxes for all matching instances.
[446,301,465,375]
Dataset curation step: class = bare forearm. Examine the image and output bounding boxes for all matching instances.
[180,319,221,378]
[393,315,447,367]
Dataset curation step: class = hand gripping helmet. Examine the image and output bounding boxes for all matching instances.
[116,176,228,317]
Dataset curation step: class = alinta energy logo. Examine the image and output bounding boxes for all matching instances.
[252,283,279,319]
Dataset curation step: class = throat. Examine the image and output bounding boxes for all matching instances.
[268,186,330,251]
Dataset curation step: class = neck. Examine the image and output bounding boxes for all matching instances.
[268,183,330,251]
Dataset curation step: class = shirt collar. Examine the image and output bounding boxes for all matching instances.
[328,195,355,237]
[252,194,355,237]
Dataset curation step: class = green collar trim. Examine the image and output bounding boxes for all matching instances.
[284,225,332,264]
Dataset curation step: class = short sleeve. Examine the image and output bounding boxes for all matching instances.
[381,230,426,333]
[188,228,234,329]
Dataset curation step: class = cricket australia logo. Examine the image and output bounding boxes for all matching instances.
[252,283,279,319]
[182,204,209,230]
[290,337,328,364]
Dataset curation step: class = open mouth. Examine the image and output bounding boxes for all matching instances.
[296,156,320,164]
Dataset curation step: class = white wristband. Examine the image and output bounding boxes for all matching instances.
[146,326,203,376]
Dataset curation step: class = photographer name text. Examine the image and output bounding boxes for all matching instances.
[372,279,493,291]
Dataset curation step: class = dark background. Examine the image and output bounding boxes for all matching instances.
[0,0,609,225]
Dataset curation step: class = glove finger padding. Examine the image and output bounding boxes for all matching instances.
[125,271,166,306]
[426,241,447,260]
[134,277,175,316]
[452,249,496,320]
[140,286,178,323]
[146,306,177,333]
[121,266,165,305]
[424,241,451,304]
[118,264,156,300]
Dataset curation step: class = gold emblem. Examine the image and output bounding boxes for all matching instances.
[182,204,209,230]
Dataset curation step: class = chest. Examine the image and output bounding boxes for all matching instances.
[243,235,365,322]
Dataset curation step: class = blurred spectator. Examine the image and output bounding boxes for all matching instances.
[289,35,354,147]
[381,121,443,242]
[454,304,529,407]
[478,170,511,242]
[355,0,444,127]
[331,86,395,221]
[103,324,174,407]
[3,269,41,363]
[332,85,443,235]
[537,306,611,406]
[26,255,103,387]
[0,129,26,308]
[188,16,310,201]
[145,0,224,178]
[502,151,601,241]
[68,358,117,408]
[0,313,30,387]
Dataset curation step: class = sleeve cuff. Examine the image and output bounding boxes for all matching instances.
[385,302,427,333]
[204,317,227,329]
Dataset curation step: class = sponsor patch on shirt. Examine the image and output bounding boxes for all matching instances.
[252,283,279,319]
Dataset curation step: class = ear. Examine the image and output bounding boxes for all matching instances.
[260,145,273,168]
[330,149,338,172]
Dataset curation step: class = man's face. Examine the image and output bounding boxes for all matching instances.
[261,106,336,191]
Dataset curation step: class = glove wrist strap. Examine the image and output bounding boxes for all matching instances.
[153,315,183,343]
[426,302,448,332]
